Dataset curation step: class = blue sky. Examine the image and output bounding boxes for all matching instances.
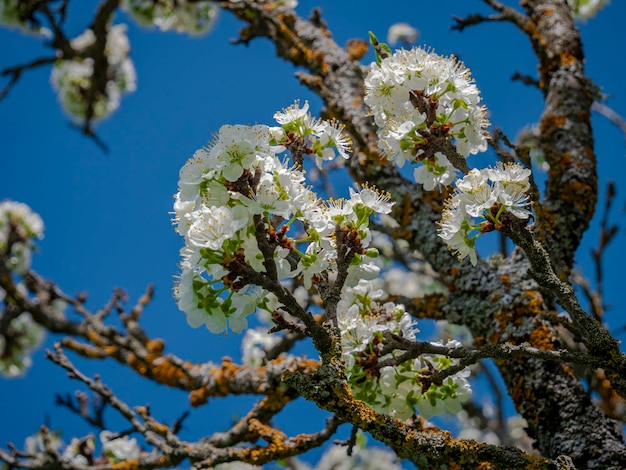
[1,0,626,464]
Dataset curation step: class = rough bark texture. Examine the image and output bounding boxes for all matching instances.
[221,1,626,468]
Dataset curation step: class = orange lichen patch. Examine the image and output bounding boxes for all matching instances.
[528,324,557,350]
[189,387,211,407]
[260,392,292,413]
[346,38,368,61]
[62,337,110,358]
[559,52,578,66]
[593,370,626,419]
[249,418,286,441]
[394,193,415,241]
[85,328,107,347]
[525,290,545,313]
[541,113,567,130]
[190,357,320,407]
[499,274,510,287]
[405,293,447,320]
[146,339,164,354]
[561,364,575,378]
[511,375,536,416]
[112,458,140,470]
[487,330,501,345]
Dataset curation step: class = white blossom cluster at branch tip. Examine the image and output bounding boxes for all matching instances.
[339,279,471,420]
[24,429,63,455]
[273,101,352,169]
[22,430,140,465]
[0,200,43,274]
[0,0,49,34]
[173,103,385,334]
[364,45,489,189]
[122,0,218,35]
[386,22,418,45]
[0,311,45,378]
[100,431,141,462]
[50,24,137,122]
[567,0,609,20]
[0,201,54,378]
[438,162,532,266]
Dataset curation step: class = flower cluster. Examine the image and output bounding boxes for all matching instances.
[567,0,609,20]
[339,279,471,420]
[0,201,48,377]
[173,102,385,334]
[0,200,43,274]
[273,101,351,168]
[0,311,45,377]
[61,432,141,465]
[364,45,489,190]
[50,24,137,122]
[122,0,218,35]
[438,162,532,265]
[0,0,46,33]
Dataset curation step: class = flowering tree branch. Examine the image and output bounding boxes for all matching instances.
[2,0,625,469]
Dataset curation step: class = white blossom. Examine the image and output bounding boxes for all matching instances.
[122,0,218,35]
[100,431,141,462]
[438,163,532,265]
[364,45,489,187]
[50,24,136,122]
[387,22,419,45]
[567,0,609,20]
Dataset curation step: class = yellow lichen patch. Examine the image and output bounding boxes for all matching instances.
[394,193,415,242]
[525,290,545,313]
[409,293,447,320]
[146,339,164,354]
[260,392,291,413]
[510,375,536,419]
[189,386,211,407]
[346,38,368,61]
[148,420,170,437]
[541,113,567,131]
[559,52,578,66]
[62,338,109,358]
[86,328,107,347]
[528,324,557,350]
[148,357,193,387]
[111,458,140,470]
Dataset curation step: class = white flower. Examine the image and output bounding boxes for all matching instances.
[62,436,94,466]
[438,163,532,265]
[122,0,218,35]
[387,22,419,45]
[364,46,489,176]
[209,124,272,181]
[274,100,314,129]
[186,205,249,251]
[349,187,394,215]
[100,431,140,462]
[50,24,136,122]
[567,0,609,20]
[0,311,45,377]
[413,153,457,190]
